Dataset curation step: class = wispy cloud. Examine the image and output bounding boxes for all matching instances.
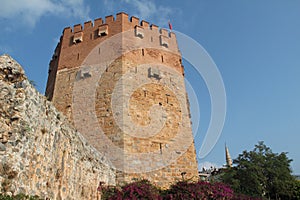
[122,0,173,26]
[199,161,222,171]
[0,0,90,28]
[102,0,176,27]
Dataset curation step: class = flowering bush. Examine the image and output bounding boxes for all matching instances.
[101,179,161,200]
[163,181,234,200]
[101,180,260,200]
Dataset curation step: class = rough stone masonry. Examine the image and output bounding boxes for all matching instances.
[46,13,199,187]
[0,55,115,199]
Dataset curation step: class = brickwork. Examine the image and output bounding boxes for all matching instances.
[46,12,198,188]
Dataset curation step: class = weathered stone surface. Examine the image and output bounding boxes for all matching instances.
[0,143,5,151]
[45,13,199,188]
[0,55,115,199]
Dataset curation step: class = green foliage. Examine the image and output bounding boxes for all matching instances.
[0,194,40,200]
[292,180,300,200]
[221,141,298,199]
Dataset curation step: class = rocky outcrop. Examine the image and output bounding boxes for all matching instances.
[0,55,115,199]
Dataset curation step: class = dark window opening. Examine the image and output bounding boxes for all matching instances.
[159,143,162,154]
[99,32,107,37]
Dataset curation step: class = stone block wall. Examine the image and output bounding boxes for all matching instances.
[46,13,199,188]
[45,12,180,100]
[0,55,115,199]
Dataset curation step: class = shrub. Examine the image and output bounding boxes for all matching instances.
[101,179,161,200]
[0,193,40,200]
[163,181,234,200]
[101,179,260,200]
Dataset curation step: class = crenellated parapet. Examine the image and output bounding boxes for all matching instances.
[62,12,175,37]
[48,12,181,75]
[46,13,183,101]
[60,12,178,51]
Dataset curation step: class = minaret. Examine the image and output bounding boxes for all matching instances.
[225,144,233,168]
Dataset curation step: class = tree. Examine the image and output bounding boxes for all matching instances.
[221,141,297,199]
[291,180,300,200]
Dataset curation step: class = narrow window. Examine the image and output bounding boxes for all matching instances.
[159,143,163,154]
[166,94,170,104]
[161,55,164,63]
[142,49,144,56]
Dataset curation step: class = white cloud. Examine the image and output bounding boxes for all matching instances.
[102,0,115,13]
[199,161,222,171]
[121,0,174,27]
[103,0,175,26]
[0,0,89,27]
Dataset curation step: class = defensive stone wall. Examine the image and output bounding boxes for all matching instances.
[0,55,115,199]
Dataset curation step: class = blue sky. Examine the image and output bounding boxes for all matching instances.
[1,0,299,174]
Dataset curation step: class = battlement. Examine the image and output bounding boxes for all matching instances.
[47,12,182,97]
[59,12,177,51]
[62,12,175,38]
[48,12,180,75]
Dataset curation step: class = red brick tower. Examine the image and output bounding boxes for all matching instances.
[46,12,198,187]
